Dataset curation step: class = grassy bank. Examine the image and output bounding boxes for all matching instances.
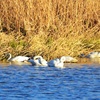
[0,0,100,61]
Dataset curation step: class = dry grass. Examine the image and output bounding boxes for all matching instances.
[0,0,100,61]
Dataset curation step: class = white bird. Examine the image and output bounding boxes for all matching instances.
[61,56,78,63]
[28,56,48,67]
[86,51,100,59]
[7,53,30,62]
[48,56,66,68]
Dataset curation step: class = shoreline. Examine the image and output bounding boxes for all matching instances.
[0,58,100,67]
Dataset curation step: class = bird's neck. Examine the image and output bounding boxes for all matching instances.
[8,53,12,61]
[34,56,42,60]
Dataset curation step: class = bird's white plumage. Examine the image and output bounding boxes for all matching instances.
[61,56,78,62]
[48,58,59,67]
[11,56,29,62]
[86,51,100,58]
[28,56,48,67]
[48,56,66,68]
[7,53,30,62]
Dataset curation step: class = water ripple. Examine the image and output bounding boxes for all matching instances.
[0,64,100,100]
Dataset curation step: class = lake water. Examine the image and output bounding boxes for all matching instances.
[0,62,100,100]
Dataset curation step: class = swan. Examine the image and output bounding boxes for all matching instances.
[61,56,78,63]
[86,51,100,59]
[48,56,66,68]
[28,56,48,67]
[7,53,30,62]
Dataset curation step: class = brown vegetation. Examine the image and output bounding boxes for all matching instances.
[0,0,100,61]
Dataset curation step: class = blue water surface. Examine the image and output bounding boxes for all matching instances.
[0,64,100,100]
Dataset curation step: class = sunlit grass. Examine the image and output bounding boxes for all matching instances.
[0,0,100,61]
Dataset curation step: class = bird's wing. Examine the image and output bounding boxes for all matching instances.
[12,56,29,62]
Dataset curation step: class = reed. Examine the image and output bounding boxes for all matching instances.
[0,0,100,61]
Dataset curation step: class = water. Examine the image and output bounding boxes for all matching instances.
[0,63,100,100]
